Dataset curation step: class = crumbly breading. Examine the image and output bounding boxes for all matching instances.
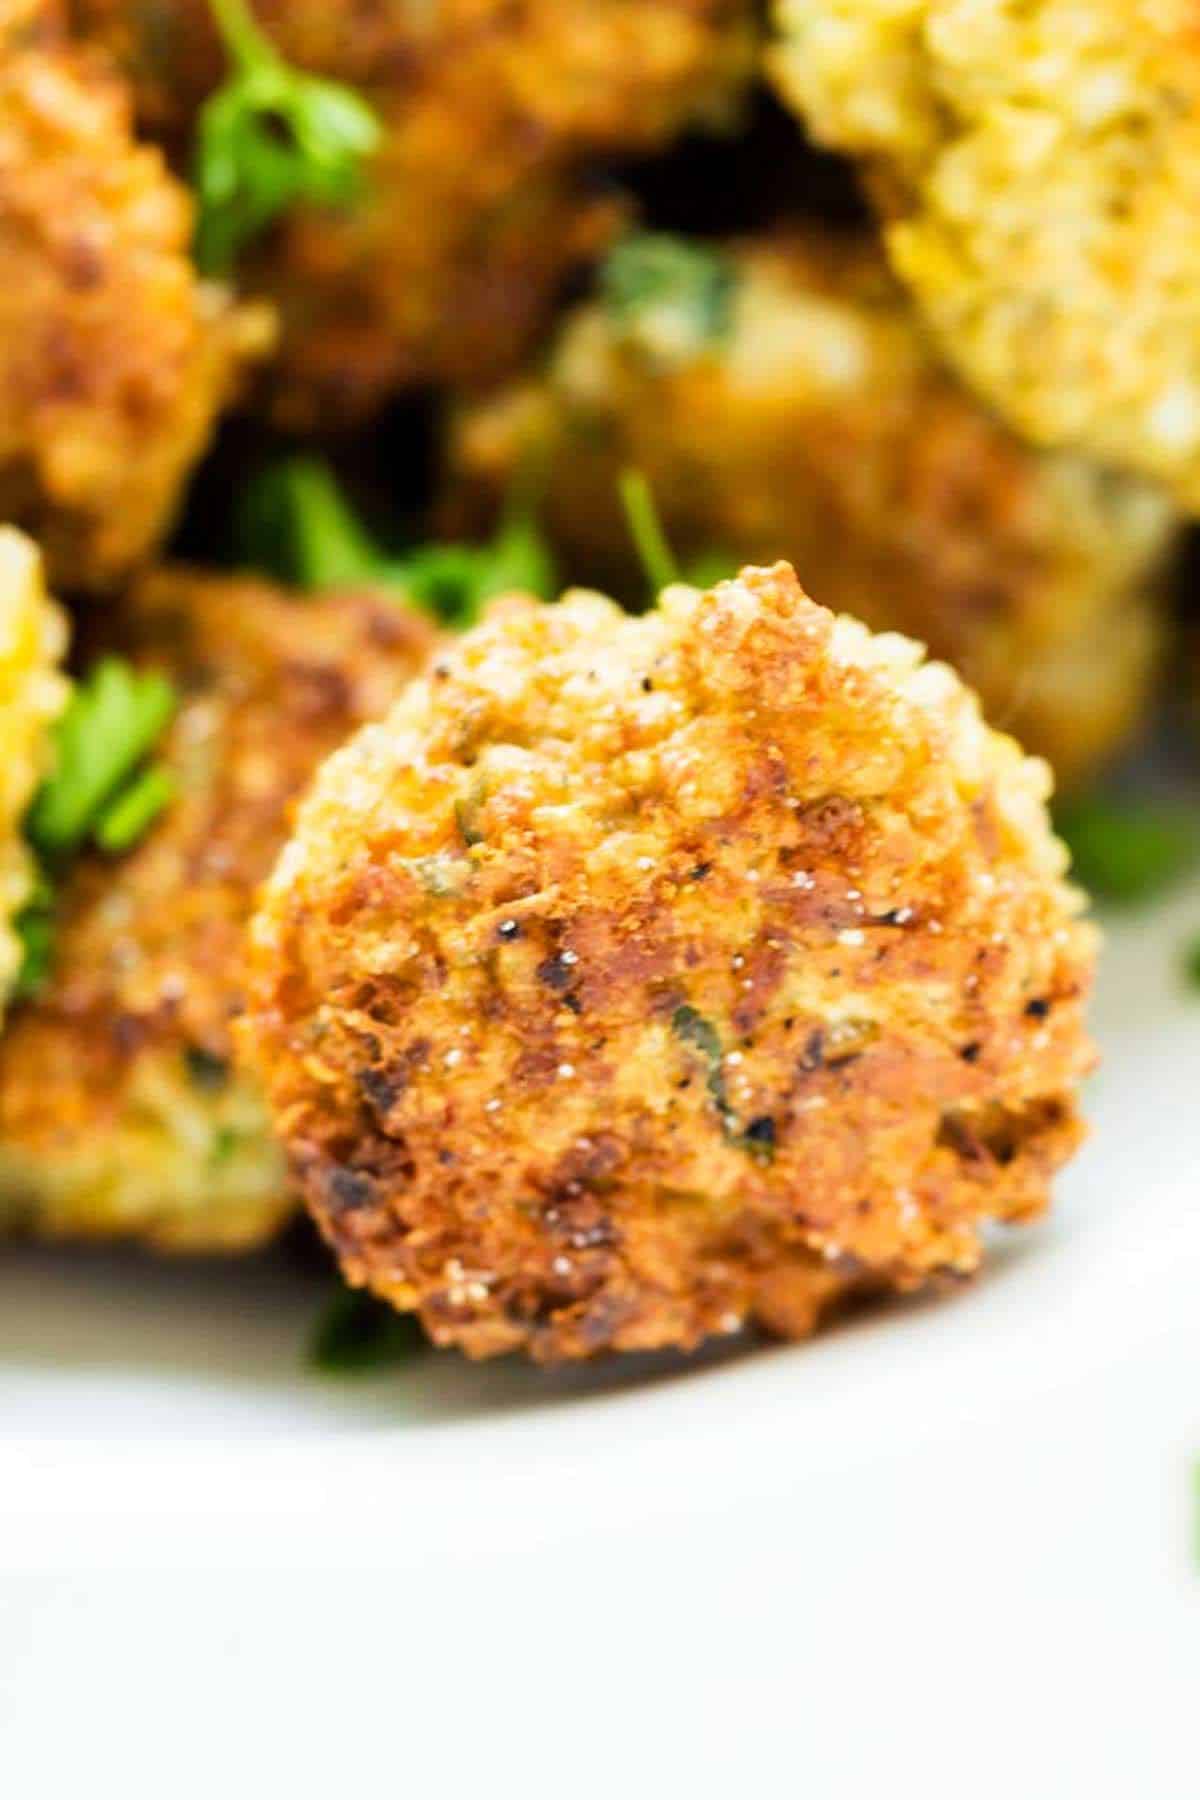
[0,527,69,1019]
[245,565,1096,1361]
[446,231,1177,784]
[0,569,436,1249]
[770,0,1200,508]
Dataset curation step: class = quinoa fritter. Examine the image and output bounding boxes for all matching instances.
[74,0,758,425]
[245,565,1096,1361]
[0,12,270,589]
[0,526,69,1020]
[0,569,436,1249]
[447,231,1177,784]
[770,0,1200,507]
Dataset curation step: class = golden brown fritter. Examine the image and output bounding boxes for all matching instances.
[245,565,1096,1362]
[769,0,1200,509]
[0,526,69,1019]
[0,12,270,590]
[72,0,757,424]
[446,231,1178,786]
[0,568,437,1249]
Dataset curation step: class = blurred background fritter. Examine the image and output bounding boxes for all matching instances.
[0,527,69,1020]
[445,230,1178,785]
[0,3,270,589]
[0,568,435,1249]
[245,566,1095,1361]
[769,0,1200,509]
[72,0,759,426]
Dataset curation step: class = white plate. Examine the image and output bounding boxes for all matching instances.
[2,884,1199,1797]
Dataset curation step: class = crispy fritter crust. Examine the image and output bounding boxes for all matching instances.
[770,0,1200,508]
[0,526,69,1017]
[446,231,1177,785]
[0,11,270,589]
[0,569,436,1248]
[73,0,757,423]
[246,565,1096,1361]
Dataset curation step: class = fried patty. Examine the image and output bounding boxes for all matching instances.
[0,568,436,1248]
[74,0,758,424]
[0,526,69,1019]
[770,0,1200,508]
[0,9,270,589]
[245,564,1096,1361]
[445,230,1177,785]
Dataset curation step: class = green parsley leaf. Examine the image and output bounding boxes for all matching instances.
[17,660,177,995]
[238,456,557,626]
[309,1286,427,1375]
[12,869,55,1002]
[194,0,381,275]
[1055,796,1200,905]
[237,455,393,591]
[93,765,177,856]
[28,659,177,859]
[683,547,735,590]
[600,232,737,359]
[472,505,558,613]
[1181,935,1200,990]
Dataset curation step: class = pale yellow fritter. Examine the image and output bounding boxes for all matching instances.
[73,0,758,424]
[0,11,270,589]
[446,232,1177,785]
[0,527,69,1019]
[0,569,436,1249]
[245,565,1096,1362]
[770,0,1200,508]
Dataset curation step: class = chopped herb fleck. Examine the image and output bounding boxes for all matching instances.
[671,1003,775,1161]
[309,1286,426,1374]
[194,0,381,275]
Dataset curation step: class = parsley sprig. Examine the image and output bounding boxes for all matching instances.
[15,660,177,998]
[309,1286,426,1374]
[1055,795,1200,905]
[618,468,680,596]
[28,660,176,857]
[601,233,737,358]
[194,0,381,276]
[239,456,557,626]
[617,467,731,602]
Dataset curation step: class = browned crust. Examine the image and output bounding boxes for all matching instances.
[246,564,1096,1360]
